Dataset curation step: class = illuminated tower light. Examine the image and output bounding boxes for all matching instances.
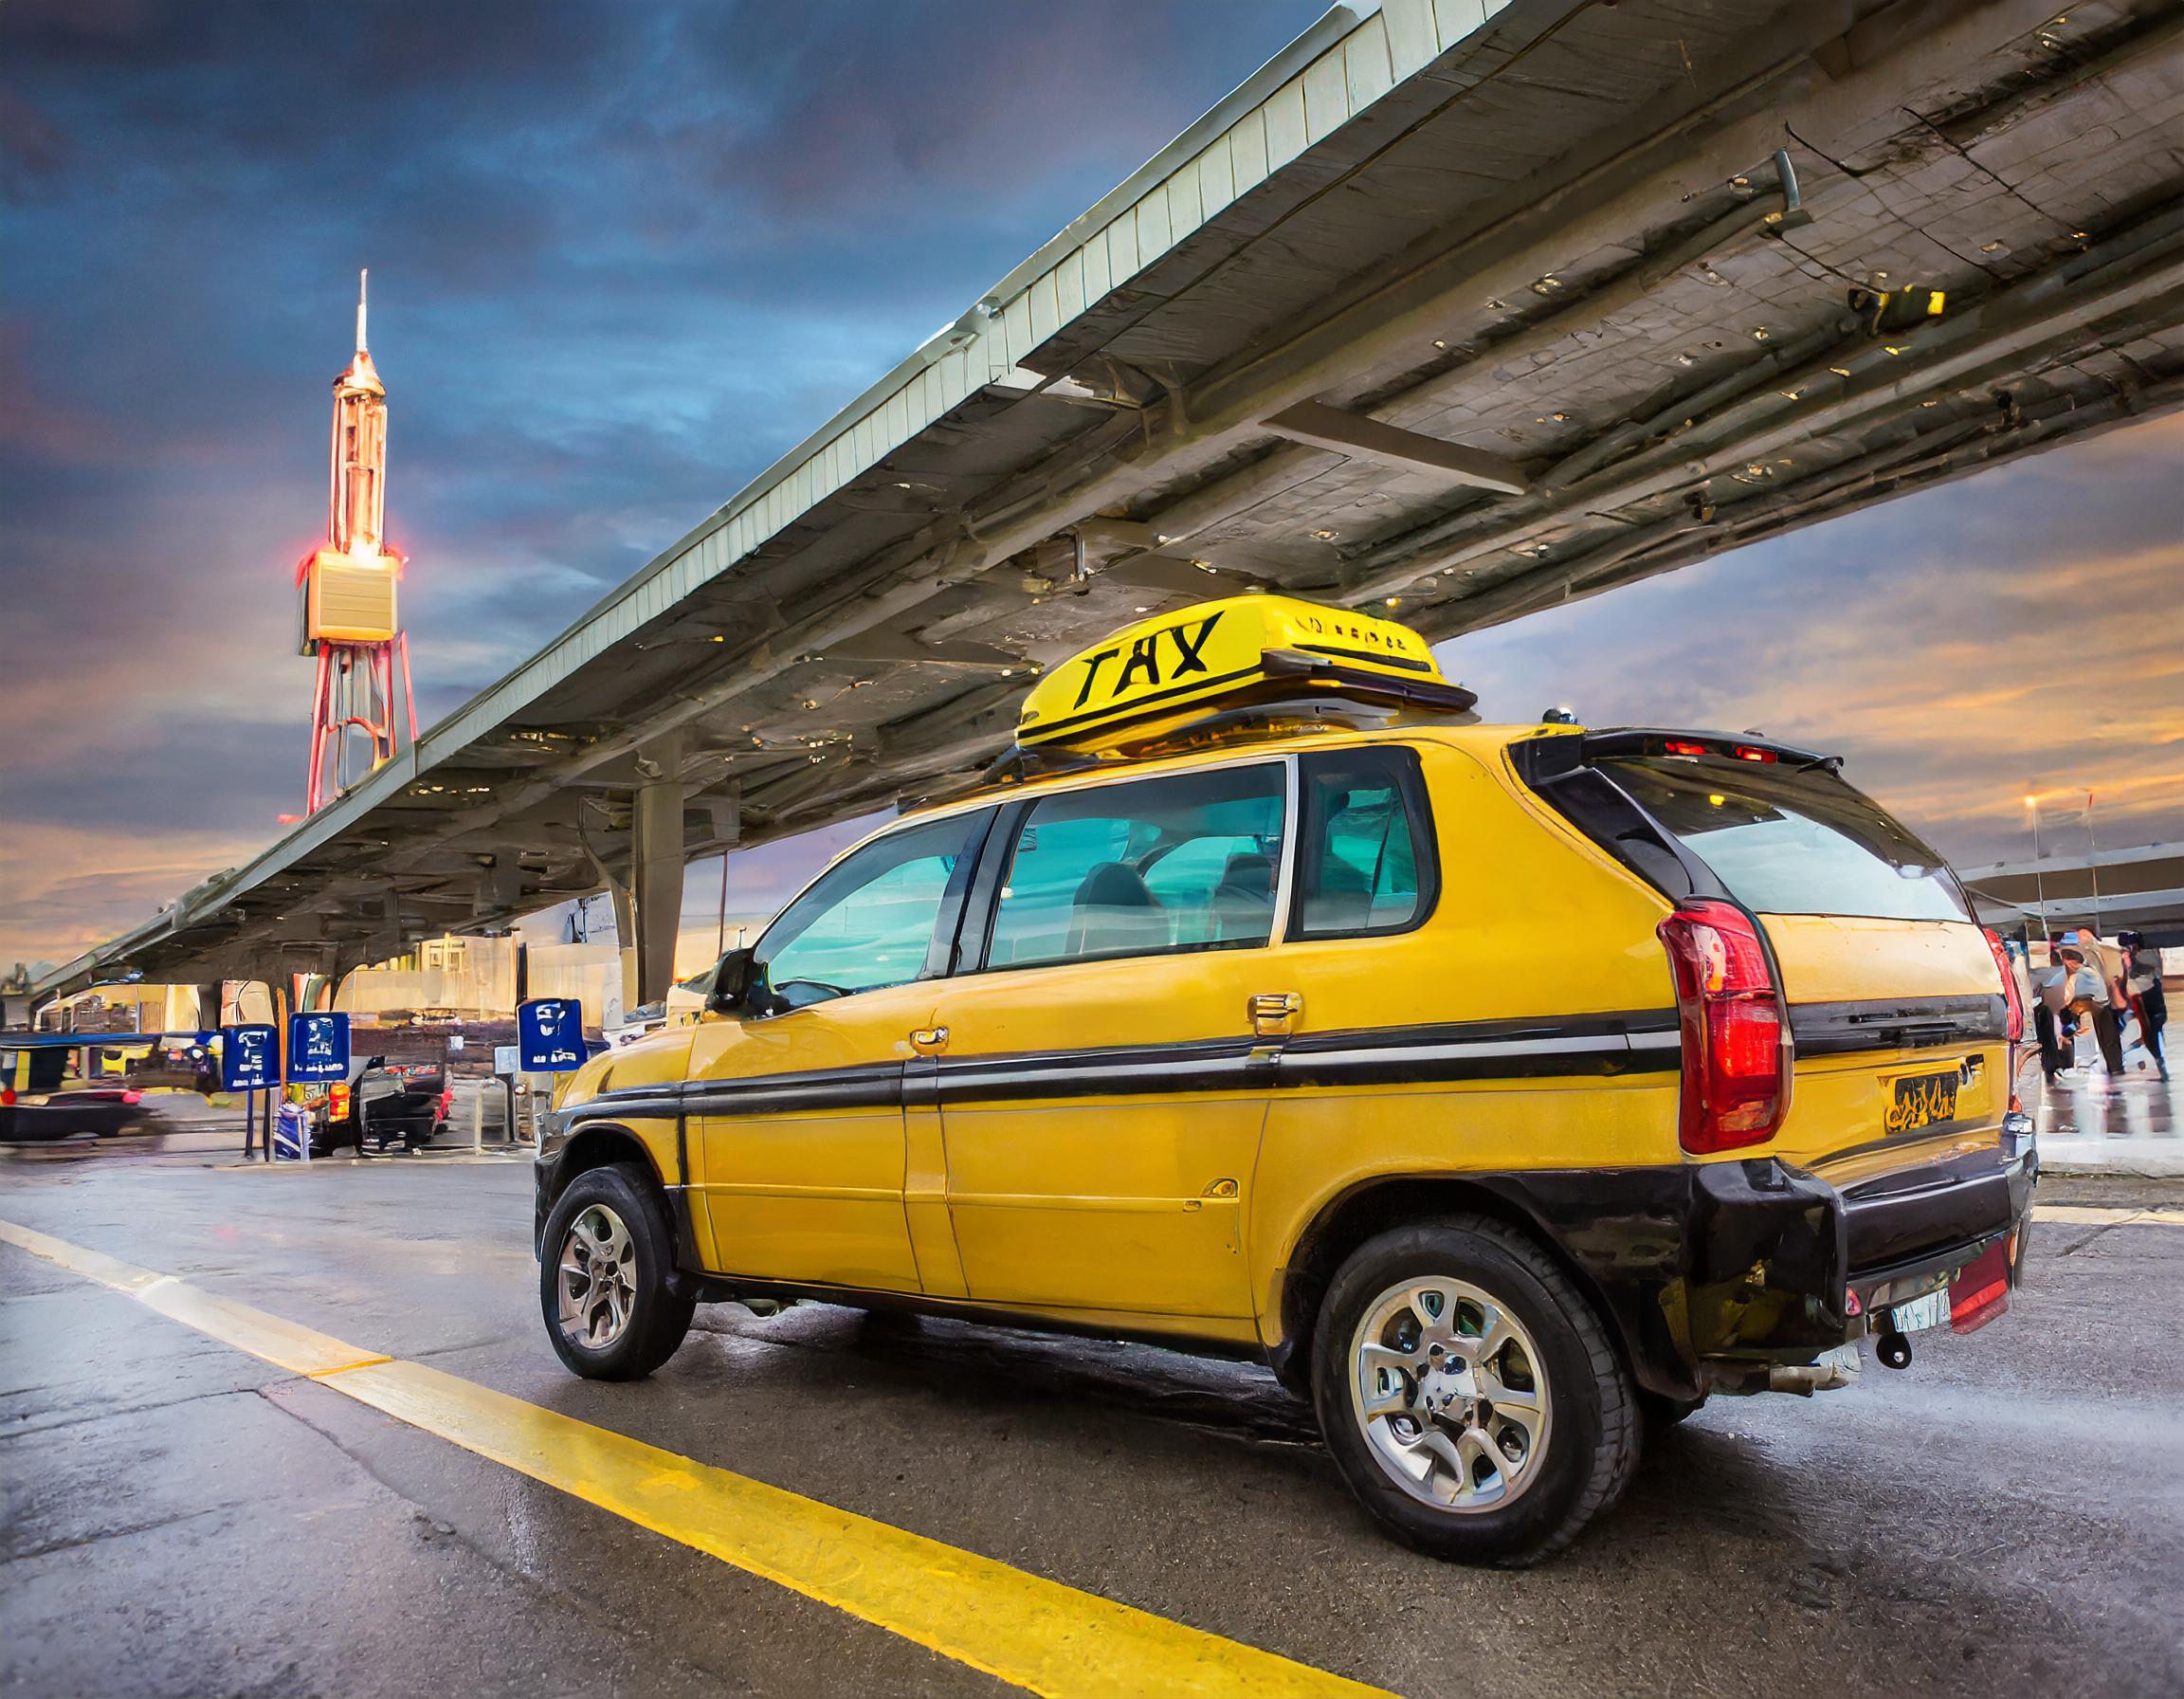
[297,269,417,814]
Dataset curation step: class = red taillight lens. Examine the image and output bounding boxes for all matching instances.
[1663,740,1708,758]
[1732,744,1778,763]
[1982,927,2026,1044]
[0,1087,14,1107]
[1658,900,1786,1154]
[120,1089,142,1105]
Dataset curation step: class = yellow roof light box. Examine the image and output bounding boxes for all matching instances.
[1015,594,1475,751]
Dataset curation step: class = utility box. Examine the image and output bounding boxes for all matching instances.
[299,548,398,651]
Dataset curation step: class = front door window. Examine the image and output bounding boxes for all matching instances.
[985,762,1286,969]
[755,815,981,1010]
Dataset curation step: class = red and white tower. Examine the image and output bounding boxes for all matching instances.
[297,269,416,813]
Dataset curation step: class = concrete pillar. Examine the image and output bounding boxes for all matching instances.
[630,743,687,1009]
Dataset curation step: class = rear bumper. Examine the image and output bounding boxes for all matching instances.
[1475,1118,2036,1400]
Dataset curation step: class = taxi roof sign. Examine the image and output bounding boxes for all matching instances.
[1015,594,1468,750]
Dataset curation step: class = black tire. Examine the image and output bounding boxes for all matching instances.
[538,1163,694,1380]
[1310,1214,1640,1566]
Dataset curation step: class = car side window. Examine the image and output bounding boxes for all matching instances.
[755,814,983,1009]
[1295,746,1437,939]
[985,763,1286,970]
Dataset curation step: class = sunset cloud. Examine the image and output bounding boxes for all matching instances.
[1449,413,2184,869]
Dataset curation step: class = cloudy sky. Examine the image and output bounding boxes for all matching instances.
[4,0,2180,974]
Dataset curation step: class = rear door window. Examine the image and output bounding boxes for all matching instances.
[1601,757,1969,923]
[1294,746,1437,939]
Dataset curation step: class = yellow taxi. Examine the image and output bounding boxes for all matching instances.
[536,594,2034,1564]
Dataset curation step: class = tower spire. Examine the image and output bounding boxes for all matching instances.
[355,267,369,354]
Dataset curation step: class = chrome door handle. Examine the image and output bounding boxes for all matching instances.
[1248,992,1301,1037]
[909,1026,949,1052]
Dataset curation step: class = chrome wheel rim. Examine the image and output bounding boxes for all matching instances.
[1349,1276,1551,1513]
[557,1203,638,1350]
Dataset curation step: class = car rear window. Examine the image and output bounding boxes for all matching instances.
[1600,756,1970,923]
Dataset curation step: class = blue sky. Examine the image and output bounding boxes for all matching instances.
[3,0,2179,969]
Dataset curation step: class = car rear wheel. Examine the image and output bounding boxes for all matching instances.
[1311,1215,1639,1566]
[539,1164,694,1380]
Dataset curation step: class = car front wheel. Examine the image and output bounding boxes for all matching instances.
[1310,1215,1639,1565]
[538,1164,695,1380]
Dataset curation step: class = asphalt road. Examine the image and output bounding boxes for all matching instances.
[2,1141,2179,1699]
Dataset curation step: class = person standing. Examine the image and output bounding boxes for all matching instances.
[2032,936,2073,1084]
[2120,930,2169,1081]
[2059,944,2126,1078]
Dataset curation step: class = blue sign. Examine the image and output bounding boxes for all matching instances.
[285,1012,351,1083]
[220,1024,279,1091]
[518,998,587,1071]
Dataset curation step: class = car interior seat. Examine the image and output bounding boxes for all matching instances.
[1066,862,1170,958]
[1210,850,1276,941]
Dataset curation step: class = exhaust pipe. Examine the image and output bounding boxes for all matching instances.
[1876,1329,1913,1371]
[1768,1356,1860,1396]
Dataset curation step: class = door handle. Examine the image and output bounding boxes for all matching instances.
[1248,992,1301,1038]
[909,1026,950,1052]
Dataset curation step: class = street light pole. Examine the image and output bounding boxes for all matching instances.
[2085,789,2102,934]
[2026,795,2048,935]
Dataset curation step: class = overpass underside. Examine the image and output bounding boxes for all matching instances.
[44,0,2184,1006]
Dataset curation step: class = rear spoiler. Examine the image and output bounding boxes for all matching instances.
[1517,727,1842,782]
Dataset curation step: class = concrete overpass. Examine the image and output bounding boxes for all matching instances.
[37,0,2184,1011]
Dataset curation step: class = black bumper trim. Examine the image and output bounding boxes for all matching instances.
[1445,1138,2031,1400]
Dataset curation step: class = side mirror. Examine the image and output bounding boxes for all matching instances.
[704,947,756,1014]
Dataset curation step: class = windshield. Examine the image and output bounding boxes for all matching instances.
[1601,756,1970,923]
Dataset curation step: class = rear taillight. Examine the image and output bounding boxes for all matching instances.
[0,1087,14,1107]
[1982,927,2026,1044]
[120,1089,142,1105]
[1658,900,1786,1154]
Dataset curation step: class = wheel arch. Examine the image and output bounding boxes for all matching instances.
[1271,1172,1693,1401]
[549,1122,670,1201]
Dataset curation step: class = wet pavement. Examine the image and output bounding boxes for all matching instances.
[2,1144,2180,1698]
[2034,1059,2184,1176]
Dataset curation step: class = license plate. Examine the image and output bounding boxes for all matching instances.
[1885,1069,1959,1135]
[1890,1288,1952,1333]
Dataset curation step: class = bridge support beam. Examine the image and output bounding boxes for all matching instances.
[628,738,688,1012]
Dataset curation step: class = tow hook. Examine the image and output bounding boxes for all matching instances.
[1876,1328,1913,1371]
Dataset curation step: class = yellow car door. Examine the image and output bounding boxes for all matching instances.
[688,809,993,1293]
[928,758,1289,1324]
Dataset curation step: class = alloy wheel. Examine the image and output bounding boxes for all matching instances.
[1348,1276,1551,1511]
[557,1202,638,1350]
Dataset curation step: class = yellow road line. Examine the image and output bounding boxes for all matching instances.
[2031,1203,2184,1229]
[0,1215,1386,1699]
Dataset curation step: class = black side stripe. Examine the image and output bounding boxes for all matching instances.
[1789,996,2007,1057]
[563,1092,684,1127]
[936,1010,1681,1105]
[564,1010,1684,1122]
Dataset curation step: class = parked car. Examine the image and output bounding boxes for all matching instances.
[1,1038,155,1141]
[311,1056,448,1156]
[531,594,2033,1565]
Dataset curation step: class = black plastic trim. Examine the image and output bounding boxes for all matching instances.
[1789,996,2008,1056]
